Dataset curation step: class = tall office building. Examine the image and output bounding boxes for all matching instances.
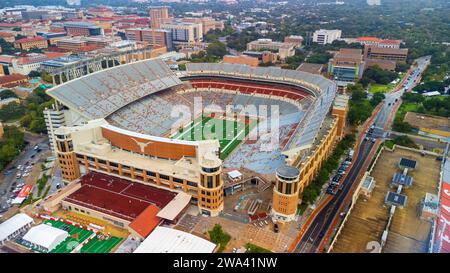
[149,6,170,28]
[328,48,365,83]
[125,28,173,50]
[313,29,342,45]
[161,21,203,44]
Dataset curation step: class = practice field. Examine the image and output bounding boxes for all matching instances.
[79,236,122,253]
[43,219,122,253]
[172,114,257,159]
[45,219,93,253]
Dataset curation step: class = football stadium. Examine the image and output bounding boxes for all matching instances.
[43,58,346,225]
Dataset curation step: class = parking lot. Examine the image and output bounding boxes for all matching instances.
[0,134,51,219]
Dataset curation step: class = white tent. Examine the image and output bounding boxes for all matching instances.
[0,213,34,245]
[22,224,68,252]
[134,226,216,253]
[227,170,243,180]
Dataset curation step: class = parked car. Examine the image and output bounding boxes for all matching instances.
[274,223,279,233]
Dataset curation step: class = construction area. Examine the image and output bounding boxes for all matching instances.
[331,147,441,253]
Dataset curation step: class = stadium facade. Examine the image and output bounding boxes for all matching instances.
[45,58,347,222]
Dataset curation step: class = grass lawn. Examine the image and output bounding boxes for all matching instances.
[368,72,405,94]
[395,102,419,120]
[245,243,272,253]
[368,83,397,94]
[171,114,257,160]
[37,219,122,253]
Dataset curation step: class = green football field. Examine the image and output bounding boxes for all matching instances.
[45,219,93,253]
[171,114,257,159]
[44,219,122,253]
[79,236,122,253]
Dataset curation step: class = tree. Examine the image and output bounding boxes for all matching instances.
[392,135,419,149]
[0,102,26,122]
[306,52,332,64]
[15,34,26,40]
[370,92,385,107]
[359,65,398,87]
[0,89,17,100]
[208,224,231,253]
[206,41,228,59]
[28,70,41,78]
[393,120,412,133]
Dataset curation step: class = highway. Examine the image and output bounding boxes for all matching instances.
[292,56,431,253]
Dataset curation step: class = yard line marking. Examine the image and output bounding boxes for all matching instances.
[174,118,205,139]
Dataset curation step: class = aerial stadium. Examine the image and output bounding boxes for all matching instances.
[43,58,346,224]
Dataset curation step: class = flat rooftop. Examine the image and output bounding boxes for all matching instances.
[296,63,324,75]
[64,172,176,222]
[331,148,441,253]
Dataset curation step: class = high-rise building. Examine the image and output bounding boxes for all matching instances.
[246,39,295,60]
[313,29,342,45]
[363,45,408,63]
[149,6,170,28]
[181,17,224,34]
[160,21,203,44]
[125,28,173,50]
[63,21,104,37]
[328,48,365,82]
[284,35,304,48]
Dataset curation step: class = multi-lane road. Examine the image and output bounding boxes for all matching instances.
[292,56,431,253]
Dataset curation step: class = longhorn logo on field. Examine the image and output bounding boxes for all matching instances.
[131,138,153,153]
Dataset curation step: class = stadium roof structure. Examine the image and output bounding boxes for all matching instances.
[47,58,182,120]
[186,63,335,95]
[22,224,69,251]
[385,192,408,208]
[156,192,191,222]
[134,226,216,253]
[0,213,34,243]
[391,172,413,187]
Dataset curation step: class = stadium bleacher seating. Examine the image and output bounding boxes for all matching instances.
[47,59,182,119]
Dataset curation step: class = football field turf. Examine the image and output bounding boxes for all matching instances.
[171,115,257,159]
[44,219,122,253]
[79,236,122,253]
[45,219,93,253]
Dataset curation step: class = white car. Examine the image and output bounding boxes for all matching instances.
[17,165,22,170]
[22,173,30,177]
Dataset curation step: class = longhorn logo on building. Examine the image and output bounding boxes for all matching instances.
[131,138,153,153]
